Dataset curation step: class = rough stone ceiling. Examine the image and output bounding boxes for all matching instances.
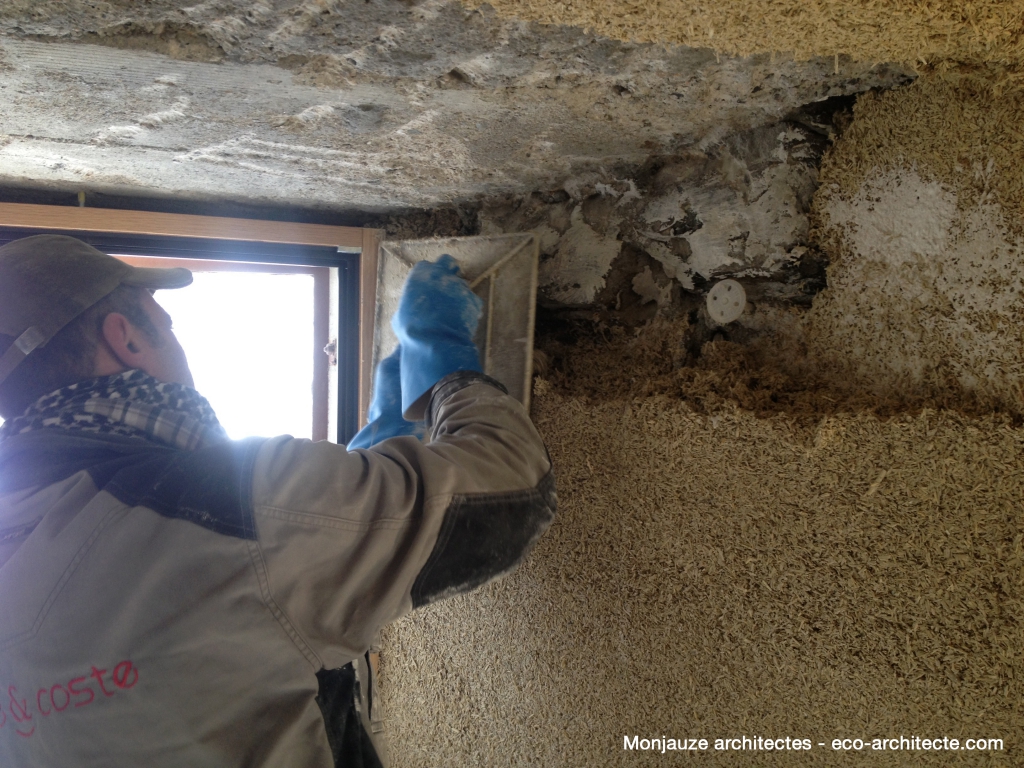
[0,1,912,213]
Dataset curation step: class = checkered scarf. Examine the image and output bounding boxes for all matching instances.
[0,369,228,451]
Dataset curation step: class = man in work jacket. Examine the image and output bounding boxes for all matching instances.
[0,234,555,767]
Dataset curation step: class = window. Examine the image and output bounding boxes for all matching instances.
[0,204,379,444]
[115,257,326,440]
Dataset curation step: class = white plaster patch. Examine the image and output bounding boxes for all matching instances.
[691,163,812,277]
[451,53,498,84]
[670,186,741,277]
[630,140,815,290]
[94,97,191,143]
[825,170,955,260]
[139,74,180,96]
[642,240,693,290]
[180,136,392,178]
[98,125,144,142]
[539,205,621,304]
[639,129,816,287]
[810,167,1024,406]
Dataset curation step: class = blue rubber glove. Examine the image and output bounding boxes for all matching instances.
[347,347,424,449]
[391,254,483,420]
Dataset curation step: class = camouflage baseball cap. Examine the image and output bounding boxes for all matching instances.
[0,234,193,384]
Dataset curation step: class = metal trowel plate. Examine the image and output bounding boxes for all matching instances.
[375,233,539,410]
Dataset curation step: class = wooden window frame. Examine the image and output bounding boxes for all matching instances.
[0,203,380,443]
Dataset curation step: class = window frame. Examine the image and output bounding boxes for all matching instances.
[0,203,380,444]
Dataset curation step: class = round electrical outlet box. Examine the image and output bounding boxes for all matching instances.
[706,279,746,324]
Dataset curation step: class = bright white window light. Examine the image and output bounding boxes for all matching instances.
[154,271,315,440]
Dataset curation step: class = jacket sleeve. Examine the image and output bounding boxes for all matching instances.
[247,372,556,668]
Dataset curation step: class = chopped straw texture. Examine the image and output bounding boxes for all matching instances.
[808,75,1024,418]
[815,75,1024,232]
[376,40,1024,768]
[468,0,1024,78]
[379,383,1022,766]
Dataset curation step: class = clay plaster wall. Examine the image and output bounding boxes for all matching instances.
[0,4,1021,765]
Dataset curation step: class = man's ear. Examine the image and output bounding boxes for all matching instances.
[99,312,147,369]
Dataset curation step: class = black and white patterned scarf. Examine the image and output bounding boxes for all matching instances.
[0,369,228,451]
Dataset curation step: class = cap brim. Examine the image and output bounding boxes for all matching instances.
[122,266,193,290]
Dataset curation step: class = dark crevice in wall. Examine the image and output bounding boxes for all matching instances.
[533,312,1024,426]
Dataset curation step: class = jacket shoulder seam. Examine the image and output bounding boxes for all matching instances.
[244,538,324,672]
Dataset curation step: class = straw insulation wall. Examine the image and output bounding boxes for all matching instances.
[378,74,1024,766]
[808,76,1024,417]
[470,0,1024,76]
[379,385,1022,765]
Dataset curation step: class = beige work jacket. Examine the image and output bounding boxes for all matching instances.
[0,373,555,767]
